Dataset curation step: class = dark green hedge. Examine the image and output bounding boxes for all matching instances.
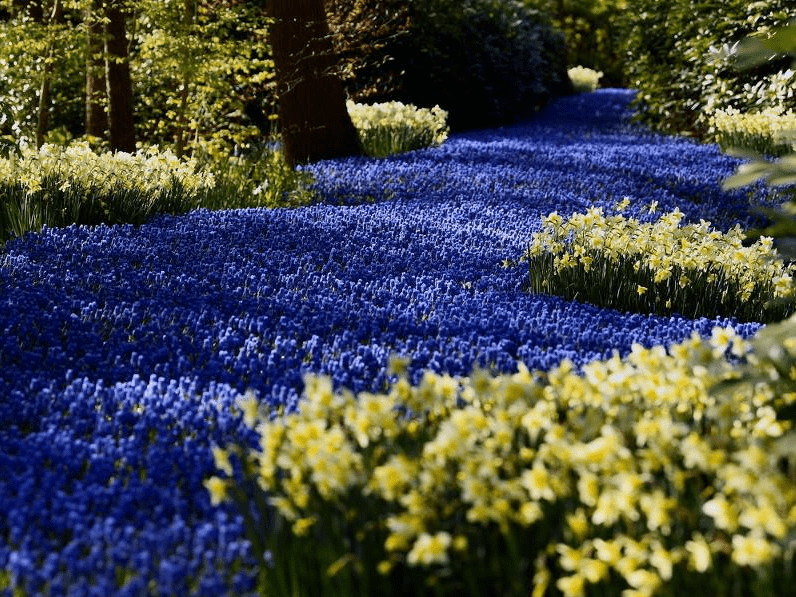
[329,0,572,131]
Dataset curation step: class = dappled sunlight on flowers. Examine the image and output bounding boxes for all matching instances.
[710,106,796,156]
[213,327,796,596]
[0,141,214,200]
[524,202,795,321]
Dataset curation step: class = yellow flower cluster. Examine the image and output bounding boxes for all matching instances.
[568,66,603,94]
[346,100,449,157]
[209,326,796,594]
[709,106,796,155]
[524,202,794,320]
[0,142,215,200]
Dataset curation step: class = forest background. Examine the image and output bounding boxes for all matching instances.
[0,0,792,167]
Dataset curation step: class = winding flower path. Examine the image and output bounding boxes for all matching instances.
[0,89,768,595]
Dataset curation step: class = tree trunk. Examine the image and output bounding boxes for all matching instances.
[268,0,361,166]
[85,0,107,142]
[104,0,136,152]
[35,0,63,148]
[174,0,195,158]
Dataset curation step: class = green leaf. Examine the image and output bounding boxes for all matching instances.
[734,23,796,70]
[722,160,773,189]
[774,430,796,454]
[725,146,765,160]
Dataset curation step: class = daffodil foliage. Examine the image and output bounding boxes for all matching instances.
[0,142,216,242]
[710,107,796,158]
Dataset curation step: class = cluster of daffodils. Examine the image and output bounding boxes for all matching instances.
[709,106,796,156]
[568,66,603,94]
[209,327,796,596]
[0,142,215,199]
[524,201,795,322]
[0,142,216,241]
[346,100,449,157]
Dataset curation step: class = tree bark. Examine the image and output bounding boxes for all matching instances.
[85,0,107,142]
[35,0,63,148]
[268,0,361,166]
[104,0,136,152]
[174,0,195,158]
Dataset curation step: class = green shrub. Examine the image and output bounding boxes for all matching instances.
[720,21,796,250]
[325,0,412,103]
[331,0,572,131]
[0,143,214,244]
[208,331,796,597]
[620,0,795,138]
[346,100,449,157]
[522,202,795,322]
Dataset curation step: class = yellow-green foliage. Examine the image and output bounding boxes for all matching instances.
[568,66,603,93]
[208,322,796,596]
[523,201,795,322]
[347,101,449,158]
[710,107,796,157]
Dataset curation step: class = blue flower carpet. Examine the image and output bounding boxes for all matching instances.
[0,89,770,595]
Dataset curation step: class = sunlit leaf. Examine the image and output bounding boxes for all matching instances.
[722,159,774,189]
[734,23,796,70]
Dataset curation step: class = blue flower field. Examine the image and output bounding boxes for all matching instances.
[0,89,773,595]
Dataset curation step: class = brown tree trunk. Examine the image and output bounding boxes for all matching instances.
[174,0,195,158]
[35,0,63,148]
[85,0,107,142]
[268,0,361,166]
[104,0,136,152]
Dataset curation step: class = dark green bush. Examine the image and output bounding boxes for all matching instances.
[328,0,572,131]
[620,0,795,138]
[522,0,629,87]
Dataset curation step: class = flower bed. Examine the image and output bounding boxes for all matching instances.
[0,90,780,595]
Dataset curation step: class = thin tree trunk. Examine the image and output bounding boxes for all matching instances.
[174,0,194,158]
[36,64,52,148]
[85,0,107,142]
[105,0,136,152]
[35,0,63,148]
[269,0,361,166]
